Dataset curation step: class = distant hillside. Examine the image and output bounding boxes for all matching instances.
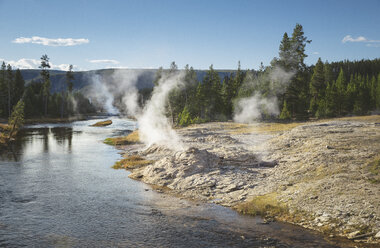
[20,68,234,93]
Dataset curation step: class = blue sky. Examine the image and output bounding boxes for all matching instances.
[0,0,379,71]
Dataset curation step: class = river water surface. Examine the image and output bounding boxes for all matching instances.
[0,118,359,247]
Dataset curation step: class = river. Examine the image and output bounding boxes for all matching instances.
[0,118,357,247]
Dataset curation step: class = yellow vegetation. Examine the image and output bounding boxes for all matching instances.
[226,122,303,134]
[236,192,289,218]
[366,155,380,184]
[112,155,153,170]
[333,114,380,122]
[104,130,140,146]
[91,119,112,127]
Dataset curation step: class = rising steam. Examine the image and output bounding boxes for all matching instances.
[85,74,119,115]
[233,66,294,123]
[86,68,186,150]
[138,71,185,150]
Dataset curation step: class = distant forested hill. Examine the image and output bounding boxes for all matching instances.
[20,68,233,93]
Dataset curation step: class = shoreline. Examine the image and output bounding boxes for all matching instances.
[113,115,380,245]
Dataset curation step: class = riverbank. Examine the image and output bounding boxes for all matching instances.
[0,115,120,125]
[115,115,380,245]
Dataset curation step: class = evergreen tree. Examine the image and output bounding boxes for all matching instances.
[290,23,311,70]
[369,75,377,109]
[309,58,325,115]
[376,73,380,109]
[13,69,25,107]
[281,24,311,119]
[279,100,291,120]
[278,32,293,70]
[6,64,14,117]
[323,61,334,85]
[153,66,163,86]
[0,62,6,117]
[7,99,25,140]
[178,105,191,126]
[40,54,51,116]
[334,68,346,115]
[324,82,338,117]
[345,75,356,113]
[66,65,74,93]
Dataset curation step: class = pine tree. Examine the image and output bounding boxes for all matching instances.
[309,58,325,115]
[376,73,380,109]
[290,23,311,70]
[66,65,74,93]
[282,24,311,119]
[334,68,346,115]
[61,65,74,118]
[153,67,163,86]
[369,75,377,109]
[0,62,6,117]
[278,32,293,70]
[279,100,291,120]
[6,64,14,117]
[324,82,338,117]
[40,54,51,116]
[13,69,25,107]
[345,75,356,113]
[7,99,25,140]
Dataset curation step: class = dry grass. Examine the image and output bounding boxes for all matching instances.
[366,155,380,184]
[104,130,140,146]
[332,114,380,123]
[236,192,289,218]
[236,192,312,225]
[112,155,153,170]
[91,119,112,127]
[0,124,11,145]
[223,114,380,135]
[226,122,303,134]
[0,123,9,130]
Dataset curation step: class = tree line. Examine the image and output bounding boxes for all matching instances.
[1,24,380,126]
[158,24,380,126]
[0,55,96,120]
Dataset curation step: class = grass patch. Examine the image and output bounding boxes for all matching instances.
[0,123,9,130]
[334,114,380,123]
[226,122,303,134]
[366,155,380,184]
[0,124,12,145]
[91,119,112,127]
[112,155,153,170]
[104,130,140,146]
[236,192,289,218]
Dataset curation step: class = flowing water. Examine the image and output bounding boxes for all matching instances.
[0,118,358,247]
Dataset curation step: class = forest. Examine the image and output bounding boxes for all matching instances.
[1,24,380,126]
[0,55,95,120]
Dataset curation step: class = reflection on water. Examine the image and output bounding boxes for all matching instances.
[0,118,364,247]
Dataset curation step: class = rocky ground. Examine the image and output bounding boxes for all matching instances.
[120,115,380,244]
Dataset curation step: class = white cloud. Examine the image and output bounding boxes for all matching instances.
[366,43,380,48]
[0,58,78,71]
[342,35,368,43]
[342,35,380,46]
[12,36,89,46]
[312,52,319,55]
[88,59,119,64]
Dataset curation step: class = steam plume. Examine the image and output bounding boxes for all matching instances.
[233,66,294,123]
[138,71,185,150]
[85,74,119,115]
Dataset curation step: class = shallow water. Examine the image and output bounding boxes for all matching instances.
[0,118,358,247]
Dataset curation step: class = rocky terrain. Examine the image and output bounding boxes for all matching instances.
[120,115,380,244]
